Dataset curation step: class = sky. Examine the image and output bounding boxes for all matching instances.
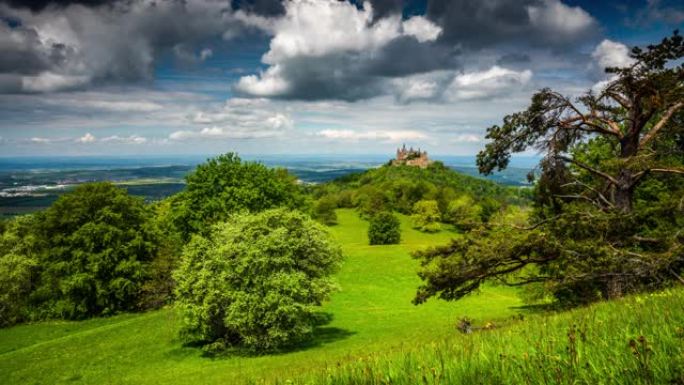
[0,0,682,157]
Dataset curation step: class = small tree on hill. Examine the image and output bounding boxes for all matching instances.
[446,196,483,230]
[368,211,401,245]
[174,209,343,352]
[314,195,338,226]
[411,200,441,233]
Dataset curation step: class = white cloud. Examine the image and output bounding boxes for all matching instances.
[402,16,442,43]
[76,133,96,143]
[592,39,635,70]
[452,134,482,143]
[101,135,148,144]
[21,73,91,93]
[171,98,293,141]
[447,66,533,101]
[392,66,532,103]
[527,0,595,39]
[235,0,442,98]
[317,129,427,142]
[30,137,53,144]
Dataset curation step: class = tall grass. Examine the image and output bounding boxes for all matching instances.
[264,288,684,385]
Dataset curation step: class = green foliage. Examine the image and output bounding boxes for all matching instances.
[174,208,343,352]
[171,153,308,240]
[0,216,39,327]
[446,196,483,230]
[313,195,338,226]
[367,211,401,245]
[416,32,684,306]
[318,163,523,220]
[31,182,158,320]
[411,200,441,233]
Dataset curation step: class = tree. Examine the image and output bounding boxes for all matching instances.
[446,196,483,230]
[411,200,441,233]
[33,183,158,319]
[174,209,343,352]
[0,216,39,326]
[368,211,401,245]
[171,153,308,240]
[415,32,684,305]
[314,195,338,226]
[477,32,684,213]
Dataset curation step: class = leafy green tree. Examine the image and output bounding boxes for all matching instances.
[314,195,338,226]
[368,211,401,245]
[411,200,441,233]
[174,209,343,352]
[172,153,308,240]
[415,32,684,305]
[446,196,483,230]
[33,182,158,319]
[0,216,40,326]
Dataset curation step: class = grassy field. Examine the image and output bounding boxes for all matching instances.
[280,287,684,385]
[0,209,522,385]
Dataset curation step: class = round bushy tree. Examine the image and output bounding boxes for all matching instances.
[368,211,401,245]
[446,195,483,230]
[411,200,441,233]
[34,182,158,319]
[172,153,308,240]
[174,208,343,352]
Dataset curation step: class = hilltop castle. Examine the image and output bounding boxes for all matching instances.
[391,144,432,168]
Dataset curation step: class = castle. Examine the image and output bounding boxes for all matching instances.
[391,144,432,168]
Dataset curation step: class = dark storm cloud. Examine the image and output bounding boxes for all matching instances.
[426,0,599,49]
[0,0,113,12]
[0,0,255,93]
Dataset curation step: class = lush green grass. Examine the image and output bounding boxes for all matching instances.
[0,209,522,385]
[277,288,684,385]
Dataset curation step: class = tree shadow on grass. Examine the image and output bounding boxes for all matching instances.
[170,312,355,360]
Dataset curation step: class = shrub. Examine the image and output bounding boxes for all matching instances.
[411,200,441,232]
[313,195,338,226]
[446,195,483,230]
[174,208,343,352]
[368,212,401,245]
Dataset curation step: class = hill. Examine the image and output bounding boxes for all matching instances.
[0,209,521,385]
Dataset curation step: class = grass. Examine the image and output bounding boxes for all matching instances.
[276,288,684,385]
[0,209,522,385]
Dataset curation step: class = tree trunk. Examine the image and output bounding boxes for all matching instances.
[615,173,634,213]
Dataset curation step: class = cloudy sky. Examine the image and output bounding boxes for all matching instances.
[0,0,682,156]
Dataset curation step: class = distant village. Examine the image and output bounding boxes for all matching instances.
[391,144,432,168]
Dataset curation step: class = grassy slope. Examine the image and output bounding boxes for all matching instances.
[283,288,684,385]
[0,209,522,385]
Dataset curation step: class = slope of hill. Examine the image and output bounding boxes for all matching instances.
[0,210,521,385]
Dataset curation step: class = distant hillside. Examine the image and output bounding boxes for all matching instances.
[315,161,530,218]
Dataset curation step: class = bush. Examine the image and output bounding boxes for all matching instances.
[313,195,338,226]
[446,195,483,230]
[171,153,308,240]
[368,212,401,245]
[33,182,158,319]
[411,200,441,232]
[174,208,343,352]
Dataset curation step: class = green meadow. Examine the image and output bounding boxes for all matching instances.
[0,209,522,385]
[3,209,682,385]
